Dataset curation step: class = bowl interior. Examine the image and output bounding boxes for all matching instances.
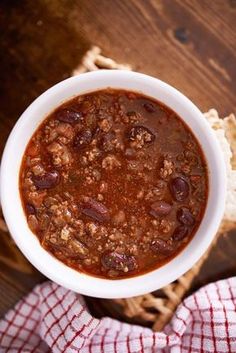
[0,70,226,298]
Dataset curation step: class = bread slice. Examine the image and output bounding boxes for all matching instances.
[204,109,236,231]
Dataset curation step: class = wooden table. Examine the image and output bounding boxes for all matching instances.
[0,0,236,324]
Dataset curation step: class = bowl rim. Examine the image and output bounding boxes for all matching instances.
[0,70,227,298]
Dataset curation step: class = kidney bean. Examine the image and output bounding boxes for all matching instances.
[128,125,155,144]
[149,201,172,217]
[73,129,93,149]
[172,225,188,241]
[56,108,82,123]
[177,208,195,226]
[151,238,173,255]
[32,171,60,189]
[101,251,137,272]
[143,102,156,113]
[169,177,189,201]
[25,203,36,215]
[81,198,110,222]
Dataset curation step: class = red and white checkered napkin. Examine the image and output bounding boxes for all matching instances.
[0,278,236,353]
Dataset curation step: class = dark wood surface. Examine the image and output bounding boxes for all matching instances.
[0,0,236,324]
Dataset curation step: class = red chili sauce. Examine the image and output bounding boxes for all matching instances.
[19,89,208,279]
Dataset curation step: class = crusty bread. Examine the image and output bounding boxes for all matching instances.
[204,109,236,231]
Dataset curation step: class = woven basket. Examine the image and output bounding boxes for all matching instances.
[1,46,235,331]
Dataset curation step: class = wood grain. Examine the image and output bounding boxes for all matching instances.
[67,0,236,115]
[0,0,236,322]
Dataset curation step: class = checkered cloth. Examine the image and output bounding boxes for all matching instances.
[0,278,236,353]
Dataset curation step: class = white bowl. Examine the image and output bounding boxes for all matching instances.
[0,70,226,298]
